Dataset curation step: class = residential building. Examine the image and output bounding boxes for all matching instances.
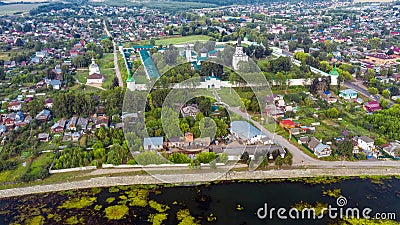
[143,137,164,150]
[230,121,267,145]
[279,119,296,129]
[339,89,358,99]
[364,101,382,113]
[308,137,331,158]
[357,136,375,152]
[35,110,51,122]
[7,102,21,111]
[51,118,67,133]
[38,133,50,142]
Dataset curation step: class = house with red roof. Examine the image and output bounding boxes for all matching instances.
[279,119,296,129]
[364,101,382,113]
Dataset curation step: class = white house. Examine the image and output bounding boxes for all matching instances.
[357,136,375,152]
[7,102,21,111]
[230,121,267,145]
[87,73,105,84]
[383,142,400,158]
[339,89,358,99]
[143,137,164,150]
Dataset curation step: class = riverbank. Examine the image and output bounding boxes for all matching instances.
[1,167,400,198]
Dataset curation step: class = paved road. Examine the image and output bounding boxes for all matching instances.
[103,20,124,88]
[343,80,377,100]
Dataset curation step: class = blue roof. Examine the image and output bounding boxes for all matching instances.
[315,143,330,154]
[50,80,61,86]
[230,121,264,140]
[143,137,164,147]
[139,50,160,79]
[340,89,358,95]
[324,90,331,95]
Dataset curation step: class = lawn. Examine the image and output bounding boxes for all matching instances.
[134,74,148,84]
[0,159,29,183]
[28,153,54,177]
[155,35,211,46]
[99,53,114,69]
[70,84,102,94]
[0,52,9,61]
[134,35,212,46]
[75,70,88,84]
[0,3,45,15]
[217,87,244,107]
[101,68,115,89]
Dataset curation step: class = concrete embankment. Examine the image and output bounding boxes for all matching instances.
[0,167,399,198]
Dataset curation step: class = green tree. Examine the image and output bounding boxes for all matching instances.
[369,38,381,50]
[101,39,113,53]
[367,87,379,95]
[0,67,5,80]
[382,89,391,99]
[379,98,390,109]
[336,140,353,158]
[168,153,191,164]
[275,156,283,168]
[326,107,339,118]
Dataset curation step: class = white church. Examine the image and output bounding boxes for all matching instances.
[232,36,249,70]
[87,58,105,84]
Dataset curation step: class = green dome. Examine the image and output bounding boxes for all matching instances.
[330,65,339,76]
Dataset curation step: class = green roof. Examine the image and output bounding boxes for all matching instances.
[127,71,135,82]
[330,65,339,76]
[126,77,135,82]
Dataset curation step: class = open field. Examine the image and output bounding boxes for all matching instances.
[155,35,212,46]
[217,87,244,107]
[0,53,9,61]
[75,69,89,84]
[99,53,114,69]
[101,68,115,89]
[125,35,212,47]
[0,3,45,15]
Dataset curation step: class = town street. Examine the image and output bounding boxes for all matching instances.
[103,20,124,88]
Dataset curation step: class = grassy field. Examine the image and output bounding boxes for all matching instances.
[134,74,148,84]
[99,54,116,89]
[127,35,212,47]
[101,68,115,89]
[155,35,212,46]
[70,83,102,94]
[99,53,114,69]
[75,70,88,84]
[0,52,9,61]
[117,52,129,86]
[0,3,45,15]
[217,87,244,107]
